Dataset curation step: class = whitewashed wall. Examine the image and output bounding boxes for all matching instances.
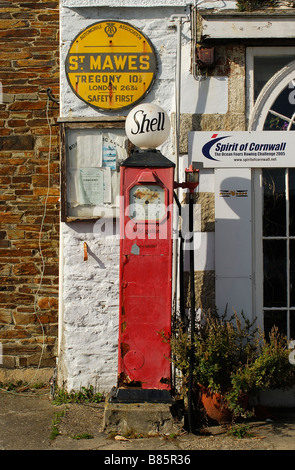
[58,0,193,392]
[58,222,121,392]
[58,0,243,393]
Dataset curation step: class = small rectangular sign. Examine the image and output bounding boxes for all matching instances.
[189,131,295,168]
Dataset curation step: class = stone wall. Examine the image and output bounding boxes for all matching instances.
[179,44,246,154]
[0,0,60,384]
[180,43,246,313]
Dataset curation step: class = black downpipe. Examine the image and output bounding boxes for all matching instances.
[187,191,196,433]
[174,189,196,433]
[173,192,185,324]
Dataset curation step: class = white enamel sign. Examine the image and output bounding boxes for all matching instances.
[189,131,295,168]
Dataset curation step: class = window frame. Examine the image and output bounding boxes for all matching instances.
[247,47,295,130]
[247,47,295,338]
[59,118,128,222]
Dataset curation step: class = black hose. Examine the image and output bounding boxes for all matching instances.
[173,192,185,325]
[173,190,196,433]
[187,191,196,433]
[46,88,59,104]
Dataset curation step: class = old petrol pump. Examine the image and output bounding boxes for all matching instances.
[113,104,173,403]
[111,103,199,404]
[117,148,174,402]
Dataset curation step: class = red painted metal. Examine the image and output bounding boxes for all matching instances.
[118,164,174,390]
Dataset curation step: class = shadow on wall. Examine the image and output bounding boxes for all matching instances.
[180,172,254,325]
[214,171,253,322]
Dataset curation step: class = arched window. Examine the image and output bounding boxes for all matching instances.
[249,60,295,131]
[249,60,295,340]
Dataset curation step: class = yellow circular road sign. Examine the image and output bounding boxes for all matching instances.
[65,21,157,112]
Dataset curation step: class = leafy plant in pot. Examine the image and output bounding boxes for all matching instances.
[171,310,295,424]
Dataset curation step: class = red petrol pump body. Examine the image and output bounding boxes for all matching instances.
[117,149,175,401]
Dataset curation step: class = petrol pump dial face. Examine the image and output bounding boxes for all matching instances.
[129,184,166,221]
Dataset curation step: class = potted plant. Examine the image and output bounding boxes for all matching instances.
[171,310,295,424]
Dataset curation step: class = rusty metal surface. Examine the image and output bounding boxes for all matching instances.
[118,164,174,390]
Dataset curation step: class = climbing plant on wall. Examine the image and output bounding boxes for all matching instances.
[236,0,288,11]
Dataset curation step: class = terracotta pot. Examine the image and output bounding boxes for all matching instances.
[200,386,233,424]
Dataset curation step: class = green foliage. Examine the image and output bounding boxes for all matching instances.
[50,425,60,440]
[0,382,19,391]
[171,310,257,394]
[71,433,94,440]
[53,385,103,405]
[171,310,295,418]
[50,410,66,440]
[236,0,278,11]
[194,311,258,395]
[234,327,295,393]
[227,423,253,439]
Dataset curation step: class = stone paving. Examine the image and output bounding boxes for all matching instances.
[1,388,295,453]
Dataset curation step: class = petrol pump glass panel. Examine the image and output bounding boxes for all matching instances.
[263,239,287,308]
[263,169,286,237]
[128,184,166,222]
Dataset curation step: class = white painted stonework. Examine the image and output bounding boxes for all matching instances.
[58,0,252,393]
[61,0,189,6]
[181,76,228,114]
[58,0,295,404]
[58,222,120,392]
[58,0,239,393]
[200,11,295,40]
[58,0,195,392]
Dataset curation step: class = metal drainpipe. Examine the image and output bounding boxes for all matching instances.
[170,13,198,432]
[169,13,188,179]
[187,189,196,433]
[169,12,189,333]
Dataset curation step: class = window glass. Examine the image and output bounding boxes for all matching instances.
[264,81,295,131]
[252,51,295,340]
[264,310,287,338]
[263,239,287,308]
[289,169,295,236]
[263,169,286,237]
[254,55,294,100]
[61,125,128,220]
[290,311,295,340]
[290,240,295,307]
